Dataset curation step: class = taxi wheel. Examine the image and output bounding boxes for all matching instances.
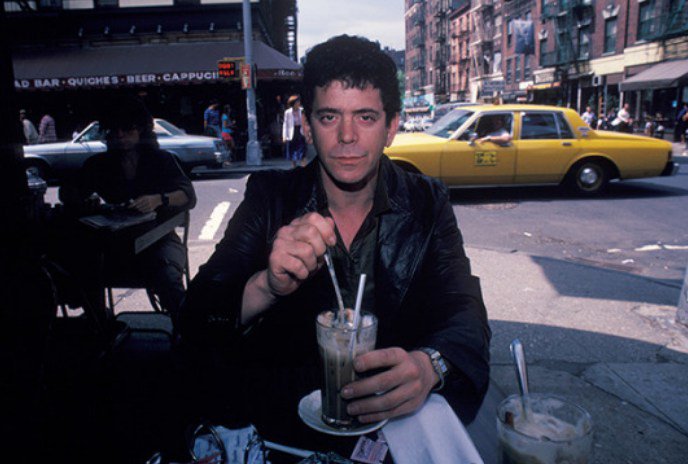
[567,160,609,194]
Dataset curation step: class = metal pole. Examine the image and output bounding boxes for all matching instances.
[242,0,261,165]
[678,264,688,327]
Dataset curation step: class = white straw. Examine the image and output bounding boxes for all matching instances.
[350,273,367,353]
[323,250,346,326]
[352,273,366,331]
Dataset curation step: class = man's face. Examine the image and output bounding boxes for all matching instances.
[106,126,141,152]
[302,80,398,189]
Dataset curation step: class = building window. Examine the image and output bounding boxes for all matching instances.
[507,19,513,46]
[638,0,656,41]
[539,37,547,66]
[604,17,617,53]
[578,26,590,59]
[524,55,531,78]
[493,51,502,75]
[506,58,512,83]
[515,56,521,82]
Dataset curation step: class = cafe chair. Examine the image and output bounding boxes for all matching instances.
[105,210,191,337]
[41,257,130,356]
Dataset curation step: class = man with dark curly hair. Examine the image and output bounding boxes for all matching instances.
[180,35,490,452]
[59,97,196,328]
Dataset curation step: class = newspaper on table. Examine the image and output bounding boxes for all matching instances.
[80,210,156,231]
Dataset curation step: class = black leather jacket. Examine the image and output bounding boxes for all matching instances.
[180,156,491,423]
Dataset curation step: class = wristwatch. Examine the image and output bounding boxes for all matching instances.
[160,193,170,207]
[418,347,450,391]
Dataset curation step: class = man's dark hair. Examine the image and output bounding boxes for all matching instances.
[301,35,401,125]
[100,96,158,148]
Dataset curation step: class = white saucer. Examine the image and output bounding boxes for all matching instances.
[298,389,387,437]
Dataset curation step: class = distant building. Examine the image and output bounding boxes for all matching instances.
[405,0,688,122]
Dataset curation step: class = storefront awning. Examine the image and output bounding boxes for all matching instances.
[619,59,688,92]
[12,40,301,91]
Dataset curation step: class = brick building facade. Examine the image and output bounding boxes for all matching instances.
[405,0,688,123]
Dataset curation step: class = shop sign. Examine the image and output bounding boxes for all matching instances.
[519,81,534,91]
[534,70,555,84]
[14,71,221,90]
[482,80,506,92]
[527,82,561,91]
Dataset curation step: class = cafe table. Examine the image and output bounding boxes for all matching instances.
[186,394,484,464]
[45,207,188,345]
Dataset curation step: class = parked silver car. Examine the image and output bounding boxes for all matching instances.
[23,118,230,180]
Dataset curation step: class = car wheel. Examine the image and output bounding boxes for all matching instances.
[566,160,609,194]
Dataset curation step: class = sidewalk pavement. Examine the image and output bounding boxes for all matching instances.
[467,245,688,464]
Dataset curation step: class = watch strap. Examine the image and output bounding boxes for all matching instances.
[418,347,449,392]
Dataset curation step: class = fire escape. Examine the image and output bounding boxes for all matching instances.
[541,0,594,79]
[469,0,494,81]
[432,0,450,101]
[409,1,426,92]
[645,0,688,47]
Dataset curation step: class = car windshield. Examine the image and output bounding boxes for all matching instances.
[155,119,185,136]
[78,123,105,142]
[426,110,474,139]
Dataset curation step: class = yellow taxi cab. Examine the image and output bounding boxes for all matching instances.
[385,104,678,194]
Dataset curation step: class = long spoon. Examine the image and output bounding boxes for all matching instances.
[510,338,532,420]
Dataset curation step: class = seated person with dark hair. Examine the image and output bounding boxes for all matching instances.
[59,97,196,327]
[476,116,512,145]
[179,35,490,455]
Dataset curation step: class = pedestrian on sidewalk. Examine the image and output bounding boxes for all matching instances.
[221,104,235,161]
[580,106,596,128]
[674,102,688,143]
[282,95,306,167]
[20,109,39,145]
[203,100,221,138]
[38,112,57,143]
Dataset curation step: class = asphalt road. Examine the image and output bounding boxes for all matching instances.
[44,151,688,286]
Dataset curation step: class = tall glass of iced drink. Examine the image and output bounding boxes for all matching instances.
[316,309,377,428]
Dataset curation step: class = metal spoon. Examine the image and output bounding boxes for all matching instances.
[510,338,532,419]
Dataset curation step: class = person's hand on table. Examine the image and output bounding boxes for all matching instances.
[267,212,336,297]
[341,347,439,423]
[129,194,161,213]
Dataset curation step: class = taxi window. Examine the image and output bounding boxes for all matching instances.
[463,113,513,140]
[555,112,575,139]
[521,112,560,139]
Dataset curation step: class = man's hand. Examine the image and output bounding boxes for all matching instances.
[340,347,439,423]
[267,212,336,297]
[129,194,162,213]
